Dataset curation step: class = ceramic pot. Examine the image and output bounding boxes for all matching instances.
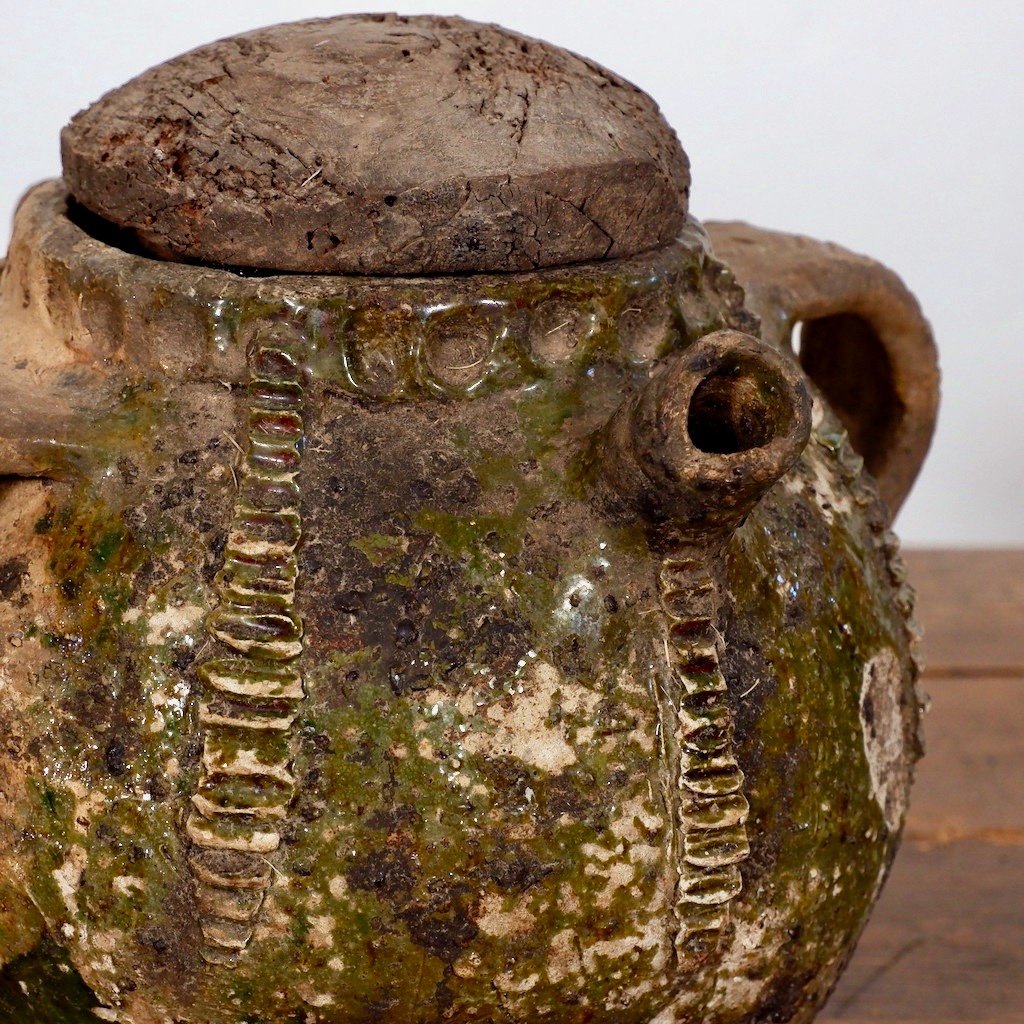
[0,14,938,1024]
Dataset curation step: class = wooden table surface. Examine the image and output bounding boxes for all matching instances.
[820,549,1024,1024]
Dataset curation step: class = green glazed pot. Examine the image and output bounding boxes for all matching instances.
[0,14,938,1024]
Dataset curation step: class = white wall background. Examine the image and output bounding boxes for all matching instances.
[1,1,1021,546]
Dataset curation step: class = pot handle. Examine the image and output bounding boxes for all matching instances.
[705,221,939,521]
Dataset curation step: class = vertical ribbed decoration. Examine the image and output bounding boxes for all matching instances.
[659,549,751,960]
[185,320,307,966]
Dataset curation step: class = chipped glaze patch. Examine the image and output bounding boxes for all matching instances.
[51,845,87,919]
[705,905,790,1015]
[458,660,594,772]
[860,647,908,832]
[144,603,205,646]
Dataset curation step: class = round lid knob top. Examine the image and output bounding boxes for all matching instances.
[60,14,690,276]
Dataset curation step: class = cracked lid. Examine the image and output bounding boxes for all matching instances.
[60,13,690,276]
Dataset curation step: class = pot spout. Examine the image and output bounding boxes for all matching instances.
[598,330,812,540]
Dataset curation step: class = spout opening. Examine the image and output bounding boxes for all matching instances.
[686,358,792,456]
[596,329,812,536]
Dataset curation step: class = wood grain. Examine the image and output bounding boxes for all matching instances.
[822,839,1024,1021]
[905,549,1024,677]
[907,676,1024,841]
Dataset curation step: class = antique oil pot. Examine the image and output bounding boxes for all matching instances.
[0,14,939,1024]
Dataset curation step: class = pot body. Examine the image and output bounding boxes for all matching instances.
[0,183,926,1023]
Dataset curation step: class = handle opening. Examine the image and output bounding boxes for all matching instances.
[795,313,902,485]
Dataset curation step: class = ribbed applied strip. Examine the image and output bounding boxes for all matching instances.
[185,328,308,966]
[659,552,751,961]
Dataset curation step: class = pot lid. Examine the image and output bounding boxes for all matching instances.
[60,14,690,275]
